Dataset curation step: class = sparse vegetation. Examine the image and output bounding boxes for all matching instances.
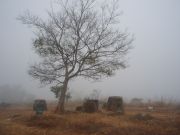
[0,101,179,135]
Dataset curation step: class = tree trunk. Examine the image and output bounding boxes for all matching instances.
[55,79,68,113]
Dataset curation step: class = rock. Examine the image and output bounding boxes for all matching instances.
[83,99,99,113]
[107,96,124,113]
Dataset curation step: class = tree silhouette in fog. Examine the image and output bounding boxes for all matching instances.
[18,0,133,113]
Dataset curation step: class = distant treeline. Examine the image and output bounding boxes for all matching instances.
[0,85,35,103]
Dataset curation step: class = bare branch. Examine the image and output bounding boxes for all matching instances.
[18,0,132,84]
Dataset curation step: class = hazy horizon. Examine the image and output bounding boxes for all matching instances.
[0,0,180,102]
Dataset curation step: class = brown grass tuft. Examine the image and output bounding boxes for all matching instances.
[0,103,180,135]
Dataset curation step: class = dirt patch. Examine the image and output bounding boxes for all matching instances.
[27,116,58,128]
[130,113,154,121]
[13,114,66,129]
[70,119,110,134]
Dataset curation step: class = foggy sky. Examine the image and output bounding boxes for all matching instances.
[0,0,180,101]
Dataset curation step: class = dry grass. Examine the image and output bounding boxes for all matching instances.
[0,102,180,135]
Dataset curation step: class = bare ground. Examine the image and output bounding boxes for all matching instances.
[0,102,180,135]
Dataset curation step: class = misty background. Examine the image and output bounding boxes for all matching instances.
[0,0,180,103]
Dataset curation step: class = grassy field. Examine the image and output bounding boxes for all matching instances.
[0,102,180,135]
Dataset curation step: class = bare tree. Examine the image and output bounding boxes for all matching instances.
[18,0,133,113]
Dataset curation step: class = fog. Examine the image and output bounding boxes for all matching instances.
[0,0,180,102]
[0,85,35,103]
